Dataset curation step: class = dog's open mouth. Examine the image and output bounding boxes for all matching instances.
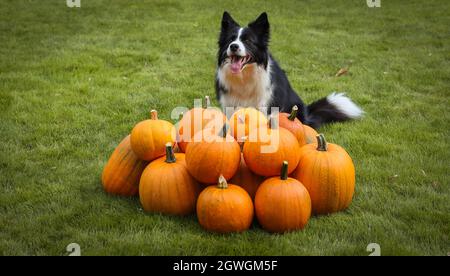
[229,55,252,74]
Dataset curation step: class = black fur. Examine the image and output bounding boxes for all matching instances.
[216,12,361,129]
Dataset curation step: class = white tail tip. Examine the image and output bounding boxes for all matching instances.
[327,92,364,119]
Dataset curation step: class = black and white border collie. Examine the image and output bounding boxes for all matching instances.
[215,12,363,129]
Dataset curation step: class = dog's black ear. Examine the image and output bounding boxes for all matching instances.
[221,11,239,31]
[248,12,270,43]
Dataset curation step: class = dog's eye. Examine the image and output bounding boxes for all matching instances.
[241,37,250,43]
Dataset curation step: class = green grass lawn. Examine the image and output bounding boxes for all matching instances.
[0,0,449,256]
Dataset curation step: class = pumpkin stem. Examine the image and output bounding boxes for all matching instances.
[204,95,211,109]
[165,142,176,163]
[150,110,158,120]
[316,134,328,151]
[218,123,229,138]
[217,175,228,189]
[288,105,298,121]
[280,161,289,180]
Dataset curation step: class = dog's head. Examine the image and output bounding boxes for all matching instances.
[218,12,270,74]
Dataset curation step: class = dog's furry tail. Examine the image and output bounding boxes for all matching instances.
[306,92,364,129]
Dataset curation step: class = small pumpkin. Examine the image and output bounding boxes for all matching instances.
[130,110,176,161]
[303,124,319,144]
[185,125,241,184]
[139,143,201,215]
[102,135,148,196]
[177,96,228,152]
[291,134,355,214]
[230,154,265,200]
[255,161,311,233]
[197,175,254,233]
[243,117,300,177]
[229,108,268,143]
[278,105,308,146]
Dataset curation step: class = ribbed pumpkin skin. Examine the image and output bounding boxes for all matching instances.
[255,177,311,233]
[139,153,200,215]
[291,141,355,214]
[197,183,254,233]
[230,154,265,200]
[303,125,319,144]
[177,107,228,152]
[278,112,307,147]
[102,135,148,196]
[229,108,268,143]
[130,114,176,161]
[185,131,240,184]
[243,128,300,177]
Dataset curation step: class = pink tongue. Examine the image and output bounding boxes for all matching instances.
[230,58,243,74]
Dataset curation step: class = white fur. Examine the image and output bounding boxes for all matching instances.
[226,28,247,57]
[327,92,364,119]
[217,59,273,113]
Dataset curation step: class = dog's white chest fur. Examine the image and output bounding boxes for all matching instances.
[217,61,273,111]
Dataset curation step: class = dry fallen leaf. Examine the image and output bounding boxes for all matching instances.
[388,174,399,182]
[335,68,348,77]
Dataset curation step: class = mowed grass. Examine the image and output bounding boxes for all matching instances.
[0,0,449,256]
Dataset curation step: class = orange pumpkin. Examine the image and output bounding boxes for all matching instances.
[229,108,268,143]
[230,154,265,200]
[291,134,355,214]
[278,105,308,146]
[255,161,311,233]
[102,135,148,196]
[139,143,200,215]
[185,125,240,184]
[243,117,300,177]
[130,110,176,161]
[197,175,254,233]
[303,124,319,144]
[177,96,228,152]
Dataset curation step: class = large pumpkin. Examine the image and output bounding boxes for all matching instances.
[278,105,308,146]
[303,124,319,144]
[177,96,228,152]
[139,143,201,215]
[291,134,355,214]
[197,175,254,233]
[229,107,268,143]
[255,161,311,233]
[130,110,176,161]
[243,118,300,177]
[102,135,148,196]
[230,154,265,200]
[185,125,241,184]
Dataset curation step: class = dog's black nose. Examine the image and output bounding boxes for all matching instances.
[229,43,239,52]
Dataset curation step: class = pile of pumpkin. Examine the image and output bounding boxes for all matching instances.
[102,96,355,233]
